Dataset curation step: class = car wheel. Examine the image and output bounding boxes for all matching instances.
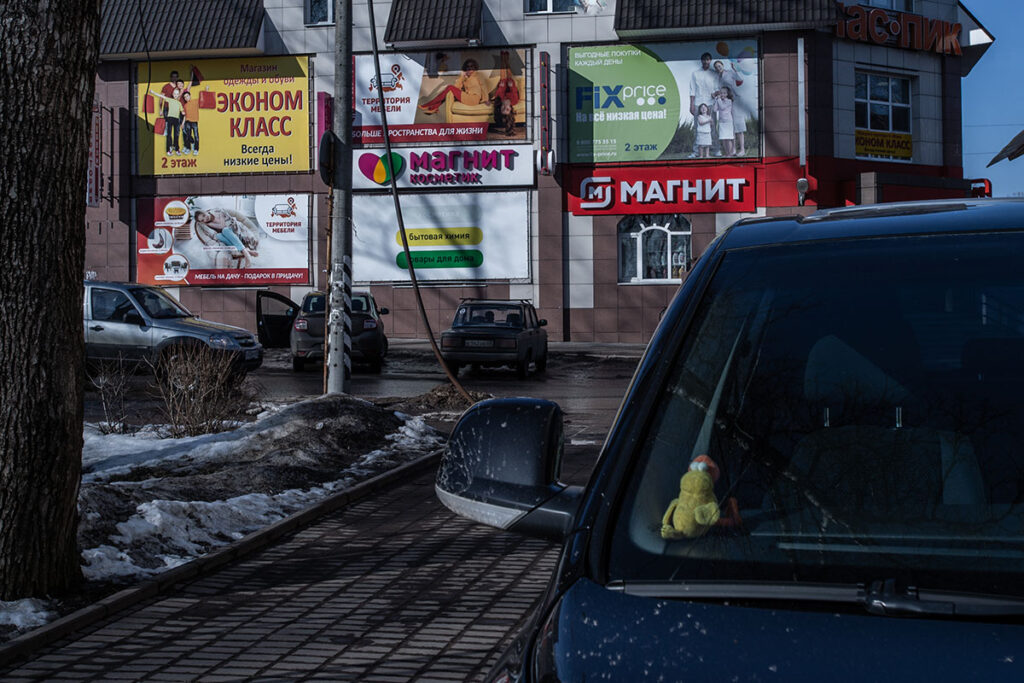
[448,362,461,377]
[517,353,530,379]
[292,356,305,371]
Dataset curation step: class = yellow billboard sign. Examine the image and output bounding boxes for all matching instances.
[136,57,310,175]
[856,129,912,160]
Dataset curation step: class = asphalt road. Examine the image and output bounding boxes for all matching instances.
[13,342,643,681]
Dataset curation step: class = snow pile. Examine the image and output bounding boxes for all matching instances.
[0,600,56,631]
[0,395,445,642]
[78,395,443,580]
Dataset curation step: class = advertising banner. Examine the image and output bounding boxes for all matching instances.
[136,57,310,175]
[566,165,756,215]
[353,49,529,145]
[568,41,760,163]
[136,194,310,286]
[352,192,529,282]
[856,129,913,159]
[352,144,534,190]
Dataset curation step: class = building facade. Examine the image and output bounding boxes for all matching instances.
[85,0,993,344]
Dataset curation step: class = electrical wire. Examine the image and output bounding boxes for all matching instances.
[365,0,473,404]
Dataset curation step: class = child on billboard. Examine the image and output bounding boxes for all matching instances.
[713,86,735,157]
[494,50,520,137]
[695,103,713,158]
[149,88,183,156]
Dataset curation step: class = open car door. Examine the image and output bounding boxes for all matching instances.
[256,291,299,348]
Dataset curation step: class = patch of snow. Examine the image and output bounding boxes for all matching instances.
[0,599,56,630]
[1,397,445,639]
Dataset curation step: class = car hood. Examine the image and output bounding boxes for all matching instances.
[535,578,1024,680]
[155,316,252,337]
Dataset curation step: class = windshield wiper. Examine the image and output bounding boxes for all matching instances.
[860,579,953,616]
[861,578,1024,618]
[613,579,1024,617]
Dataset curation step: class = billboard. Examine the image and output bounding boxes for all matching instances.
[568,41,760,163]
[136,57,310,175]
[353,49,530,145]
[352,192,529,282]
[352,144,534,190]
[136,194,310,286]
[567,165,756,215]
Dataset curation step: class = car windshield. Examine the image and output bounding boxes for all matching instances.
[609,232,1024,599]
[453,304,524,328]
[129,287,191,318]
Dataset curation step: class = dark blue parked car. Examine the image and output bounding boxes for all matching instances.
[436,199,1024,681]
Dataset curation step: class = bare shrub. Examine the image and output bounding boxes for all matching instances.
[86,356,134,434]
[150,344,257,437]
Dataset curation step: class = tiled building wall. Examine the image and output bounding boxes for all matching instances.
[86,62,134,284]
[832,22,949,167]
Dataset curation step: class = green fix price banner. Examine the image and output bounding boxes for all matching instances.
[352,192,529,282]
[568,41,760,163]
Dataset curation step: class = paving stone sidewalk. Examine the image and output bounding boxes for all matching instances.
[0,444,599,682]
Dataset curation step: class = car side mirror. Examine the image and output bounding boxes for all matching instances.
[539,319,547,326]
[124,311,144,326]
[379,307,390,315]
[436,398,582,541]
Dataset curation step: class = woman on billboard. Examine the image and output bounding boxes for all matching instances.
[417,59,490,114]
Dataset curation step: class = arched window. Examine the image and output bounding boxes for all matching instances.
[617,215,692,283]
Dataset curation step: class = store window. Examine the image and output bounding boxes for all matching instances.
[307,0,332,24]
[618,215,692,283]
[855,71,912,159]
[526,0,576,13]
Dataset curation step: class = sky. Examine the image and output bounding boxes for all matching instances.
[961,0,1024,196]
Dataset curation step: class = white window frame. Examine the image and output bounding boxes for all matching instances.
[855,70,913,161]
[525,0,577,14]
[618,217,692,284]
[307,0,333,25]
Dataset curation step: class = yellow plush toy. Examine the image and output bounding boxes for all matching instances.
[661,456,722,539]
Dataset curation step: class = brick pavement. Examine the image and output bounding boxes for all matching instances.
[0,445,599,681]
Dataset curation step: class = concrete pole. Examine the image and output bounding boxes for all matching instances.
[327,0,353,394]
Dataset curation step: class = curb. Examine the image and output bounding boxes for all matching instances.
[0,449,443,669]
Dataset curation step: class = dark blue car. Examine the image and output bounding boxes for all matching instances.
[436,199,1024,681]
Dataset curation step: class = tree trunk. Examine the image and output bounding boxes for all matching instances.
[0,1,100,599]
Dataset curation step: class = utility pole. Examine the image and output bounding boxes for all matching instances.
[327,0,353,394]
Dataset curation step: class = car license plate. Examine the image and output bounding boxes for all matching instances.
[465,339,493,348]
[245,348,260,359]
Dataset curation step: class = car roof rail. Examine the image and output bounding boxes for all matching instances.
[458,298,534,305]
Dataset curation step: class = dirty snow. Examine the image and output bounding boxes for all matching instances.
[1,394,448,641]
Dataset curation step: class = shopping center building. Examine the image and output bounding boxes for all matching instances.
[85,0,993,343]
